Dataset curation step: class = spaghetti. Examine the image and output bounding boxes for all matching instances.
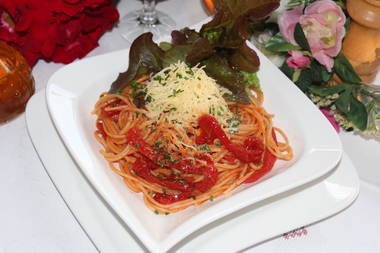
[93,63,293,214]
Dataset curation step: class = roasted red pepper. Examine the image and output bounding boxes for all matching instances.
[125,127,219,204]
[244,131,278,183]
[153,192,192,205]
[196,114,264,163]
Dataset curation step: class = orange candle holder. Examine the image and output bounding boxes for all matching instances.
[0,41,35,123]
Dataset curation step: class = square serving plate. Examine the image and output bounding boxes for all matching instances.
[45,26,342,252]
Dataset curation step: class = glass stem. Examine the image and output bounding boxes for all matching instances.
[140,0,158,26]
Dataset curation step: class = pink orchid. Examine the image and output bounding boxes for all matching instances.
[320,108,340,133]
[286,50,311,69]
[278,0,346,72]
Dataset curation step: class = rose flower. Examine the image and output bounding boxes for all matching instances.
[0,0,119,67]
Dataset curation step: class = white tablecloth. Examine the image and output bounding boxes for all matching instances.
[1,1,379,252]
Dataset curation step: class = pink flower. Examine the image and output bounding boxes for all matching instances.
[278,6,303,45]
[320,108,340,133]
[278,0,346,72]
[286,50,310,69]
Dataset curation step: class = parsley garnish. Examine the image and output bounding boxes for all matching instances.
[168,89,184,98]
[146,95,152,103]
[198,144,211,151]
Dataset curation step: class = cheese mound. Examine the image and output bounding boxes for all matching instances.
[145,61,233,126]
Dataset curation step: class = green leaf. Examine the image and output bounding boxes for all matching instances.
[265,33,301,52]
[335,87,367,130]
[202,55,250,104]
[296,68,312,92]
[241,71,261,90]
[162,45,192,67]
[333,54,362,83]
[308,84,348,96]
[310,61,332,83]
[159,42,172,51]
[294,23,310,51]
[279,62,294,79]
[292,68,301,83]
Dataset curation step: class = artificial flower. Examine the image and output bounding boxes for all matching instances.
[286,50,310,69]
[278,0,346,72]
[0,0,119,67]
[320,108,340,133]
[278,6,303,46]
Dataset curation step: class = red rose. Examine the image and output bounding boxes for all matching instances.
[0,0,119,67]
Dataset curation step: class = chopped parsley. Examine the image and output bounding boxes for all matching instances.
[198,144,211,151]
[164,155,172,161]
[227,117,241,128]
[153,75,163,82]
[154,141,162,146]
[130,80,140,91]
[168,89,184,98]
[215,141,222,147]
[145,95,152,103]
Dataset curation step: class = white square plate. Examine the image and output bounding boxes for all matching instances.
[45,25,342,253]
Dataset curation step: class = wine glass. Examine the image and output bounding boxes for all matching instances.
[118,0,176,43]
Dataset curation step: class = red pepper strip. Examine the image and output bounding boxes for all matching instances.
[223,152,236,163]
[193,154,218,193]
[196,114,264,163]
[153,192,192,205]
[125,128,158,162]
[132,158,194,192]
[172,156,218,193]
[244,131,277,183]
[173,159,202,174]
[126,127,219,204]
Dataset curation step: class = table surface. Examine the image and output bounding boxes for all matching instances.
[1,1,380,253]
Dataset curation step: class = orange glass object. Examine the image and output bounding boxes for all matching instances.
[0,41,34,123]
[203,0,215,15]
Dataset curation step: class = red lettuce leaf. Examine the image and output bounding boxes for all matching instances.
[109,33,164,93]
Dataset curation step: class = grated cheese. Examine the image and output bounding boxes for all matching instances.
[145,61,233,127]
